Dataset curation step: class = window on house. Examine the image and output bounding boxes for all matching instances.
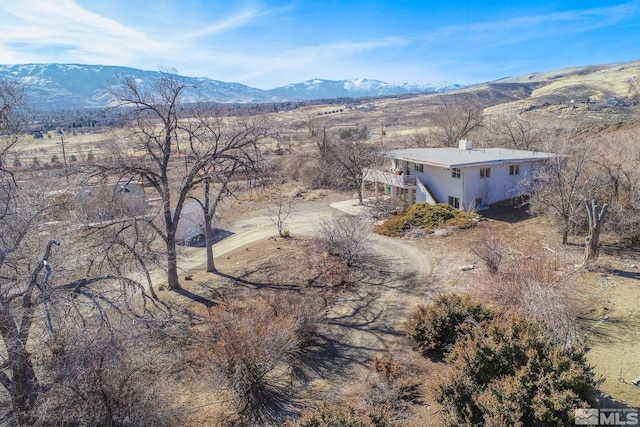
[509,164,520,175]
[414,163,424,173]
[480,168,491,178]
[451,168,461,179]
[475,197,483,208]
[448,196,460,209]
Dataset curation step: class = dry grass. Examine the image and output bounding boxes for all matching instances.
[451,210,640,409]
[579,270,640,407]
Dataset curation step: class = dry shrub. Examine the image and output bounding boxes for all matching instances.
[316,215,372,266]
[355,355,406,414]
[406,294,495,352]
[367,197,411,220]
[199,292,325,425]
[294,353,425,427]
[267,292,327,349]
[359,353,424,414]
[313,250,354,289]
[477,252,583,347]
[292,402,398,427]
[33,322,180,427]
[470,228,507,274]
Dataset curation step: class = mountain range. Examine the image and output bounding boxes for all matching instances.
[0,64,461,110]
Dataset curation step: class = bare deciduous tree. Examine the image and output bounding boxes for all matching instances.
[185,110,266,273]
[0,186,152,424]
[496,116,541,150]
[527,133,601,244]
[95,73,267,289]
[407,130,431,148]
[0,80,160,425]
[330,127,380,204]
[300,119,382,201]
[266,191,295,237]
[431,94,484,147]
[300,114,340,188]
[0,79,26,172]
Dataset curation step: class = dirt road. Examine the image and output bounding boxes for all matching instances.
[200,197,433,394]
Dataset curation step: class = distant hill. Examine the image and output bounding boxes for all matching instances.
[0,64,456,110]
[3,61,636,112]
[490,60,640,103]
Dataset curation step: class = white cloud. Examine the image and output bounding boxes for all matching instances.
[0,0,165,65]
[186,7,265,39]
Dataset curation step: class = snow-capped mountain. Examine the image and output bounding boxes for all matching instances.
[268,78,460,99]
[0,64,268,110]
[0,64,458,110]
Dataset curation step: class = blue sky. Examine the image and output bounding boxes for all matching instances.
[1,0,639,89]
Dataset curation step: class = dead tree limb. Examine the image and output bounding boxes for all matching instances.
[583,199,608,266]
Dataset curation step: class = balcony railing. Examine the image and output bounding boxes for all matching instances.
[364,168,416,187]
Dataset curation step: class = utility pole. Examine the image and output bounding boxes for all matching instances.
[59,131,69,182]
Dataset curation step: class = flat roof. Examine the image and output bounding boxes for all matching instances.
[386,147,556,168]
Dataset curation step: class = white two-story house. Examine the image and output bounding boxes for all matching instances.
[364,140,556,210]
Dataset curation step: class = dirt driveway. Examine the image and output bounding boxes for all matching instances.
[197,196,435,395]
[162,195,434,392]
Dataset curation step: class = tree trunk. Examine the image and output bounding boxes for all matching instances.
[166,236,180,290]
[583,200,608,266]
[561,213,570,245]
[0,305,40,424]
[10,348,39,423]
[561,227,569,245]
[205,214,216,273]
[358,179,364,204]
[204,180,216,272]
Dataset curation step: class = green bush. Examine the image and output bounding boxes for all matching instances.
[434,315,594,426]
[375,203,478,237]
[406,294,495,352]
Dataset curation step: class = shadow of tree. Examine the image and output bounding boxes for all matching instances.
[481,200,533,223]
[171,287,217,307]
[292,252,430,385]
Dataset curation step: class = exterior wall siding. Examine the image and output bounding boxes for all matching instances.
[417,165,463,205]
[462,162,536,206]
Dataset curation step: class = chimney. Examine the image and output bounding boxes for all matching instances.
[459,139,473,150]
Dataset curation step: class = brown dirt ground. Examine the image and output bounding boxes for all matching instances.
[153,194,640,424]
